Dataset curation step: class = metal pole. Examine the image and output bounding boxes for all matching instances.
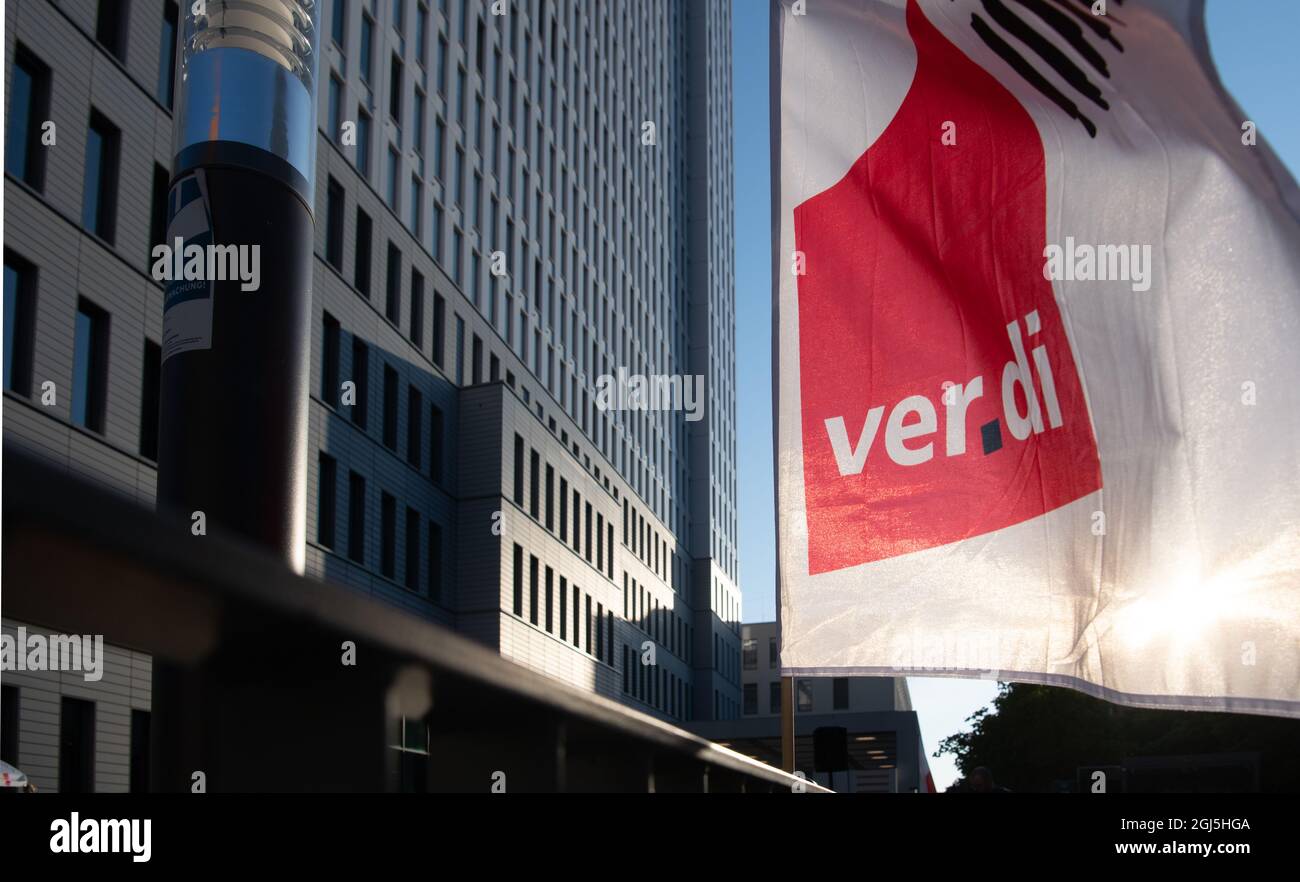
[156,0,321,573]
[781,675,795,774]
[152,0,322,792]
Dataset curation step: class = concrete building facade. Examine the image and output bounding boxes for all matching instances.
[2,0,739,791]
[688,623,933,792]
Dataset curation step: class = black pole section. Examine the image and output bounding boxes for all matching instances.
[156,3,320,573]
[156,165,313,568]
[153,1,323,792]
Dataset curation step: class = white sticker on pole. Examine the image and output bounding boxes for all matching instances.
[161,170,215,362]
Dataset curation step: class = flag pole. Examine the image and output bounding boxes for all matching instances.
[780,676,795,774]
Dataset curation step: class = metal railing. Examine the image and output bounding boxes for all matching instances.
[2,446,824,793]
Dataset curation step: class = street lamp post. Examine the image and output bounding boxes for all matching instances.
[156,0,322,573]
[150,0,344,792]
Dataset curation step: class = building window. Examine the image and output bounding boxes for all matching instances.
[5,46,51,191]
[329,74,344,143]
[3,252,38,396]
[322,311,340,405]
[528,449,540,519]
[354,207,373,296]
[326,177,345,270]
[431,292,445,367]
[571,489,580,552]
[350,338,369,428]
[428,520,443,600]
[385,241,402,323]
[512,543,523,615]
[559,578,568,640]
[416,4,428,67]
[72,298,110,434]
[380,491,397,578]
[512,434,524,505]
[318,453,337,548]
[127,709,150,793]
[332,0,348,49]
[360,13,374,82]
[1,685,18,765]
[743,683,758,716]
[559,479,568,542]
[833,677,849,711]
[149,164,170,258]
[572,588,580,648]
[404,507,420,591]
[139,340,161,460]
[544,465,554,530]
[454,315,464,384]
[433,117,445,181]
[59,697,96,793]
[770,636,779,669]
[770,681,782,715]
[387,146,400,207]
[406,387,423,469]
[382,363,399,450]
[157,2,179,108]
[389,53,404,122]
[453,146,464,207]
[436,36,447,97]
[544,566,554,632]
[797,680,814,713]
[584,502,592,562]
[409,173,422,233]
[347,471,366,562]
[430,404,444,485]
[356,108,372,176]
[82,111,121,243]
[742,639,757,671]
[96,1,130,62]
[410,270,424,347]
[528,555,539,625]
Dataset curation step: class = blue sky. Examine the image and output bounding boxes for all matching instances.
[731,0,1300,790]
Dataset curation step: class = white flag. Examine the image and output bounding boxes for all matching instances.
[775,0,1300,716]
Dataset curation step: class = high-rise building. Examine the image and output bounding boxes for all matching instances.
[3,0,739,791]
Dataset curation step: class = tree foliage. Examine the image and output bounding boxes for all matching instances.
[936,683,1300,792]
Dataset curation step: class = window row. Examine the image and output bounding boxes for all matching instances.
[510,542,612,665]
[622,571,691,666]
[621,645,689,723]
[738,679,851,717]
[317,452,446,601]
[321,311,447,486]
[4,252,161,459]
[741,635,781,671]
[622,496,678,590]
[1,684,151,794]
[512,433,613,581]
[328,179,628,549]
[7,2,181,227]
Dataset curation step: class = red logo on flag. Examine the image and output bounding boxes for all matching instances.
[795,0,1102,575]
